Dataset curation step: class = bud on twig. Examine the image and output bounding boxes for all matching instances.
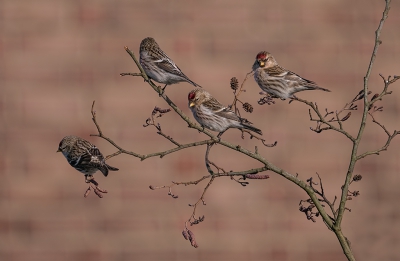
[182,230,189,240]
[230,77,239,91]
[352,174,362,182]
[371,93,379,102]
[242,102,254,113]
[84,187,91,198]
[341,112,351,122]
[187,230,198,248]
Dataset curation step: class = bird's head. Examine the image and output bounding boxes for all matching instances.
[140,37,159,52]
[252,51,277,70]
[57,136,76,154]
[188,89,210,108]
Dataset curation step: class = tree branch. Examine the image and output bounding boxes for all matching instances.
[86,2,398,257]
[115,47,337,231]
[337,0,392,227]
[334,2,392,260]
[91,101,214,160]
[294,97,355,141]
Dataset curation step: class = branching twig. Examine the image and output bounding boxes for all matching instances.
[304,173,337,220]
[101,48,336,245]
[91,100,214,161]
[143,106,180,146]
[294,96,356,141]
[85,3,398,259]
[334,2,393,261]
[230,73,253,117]
[240,129,277,147]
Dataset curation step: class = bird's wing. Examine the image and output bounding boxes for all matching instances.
[68,152,92,168]
[70,140,105,169]
[144,48,200,87]
[155,58,186,76]
[265,65,288,77]
[203,97,241,122]
[145,47,181,75]
[268,66,318,86]
[215,107,242,122]
[285,71,318,86]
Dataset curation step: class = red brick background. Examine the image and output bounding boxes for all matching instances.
[1,1,400,260]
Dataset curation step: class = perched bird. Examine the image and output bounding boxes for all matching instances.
[252,51,330,100]
[188,89,262,136]
[57,135,118,179]
[139,37,201,92]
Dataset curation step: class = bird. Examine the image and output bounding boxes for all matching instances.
[139,37,201,93]
[252,51,330,100]
[57,135,118,179]
[188,89,263,137]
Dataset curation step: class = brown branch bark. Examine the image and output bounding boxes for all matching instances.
[115,48,336,230]
[86,1,398,259]
[334,2,392,260]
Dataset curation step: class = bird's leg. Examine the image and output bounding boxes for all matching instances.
[289,95,299,104]
[84,175,108,198]
[214,130,226,143]
[198,125,205,133]
[159,84,168,96]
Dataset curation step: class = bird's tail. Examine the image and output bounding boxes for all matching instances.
[186,78,202,88]
[191,81,202,88]
[99,164,119,177]
[241,123,263,136]
[311,86,331,92]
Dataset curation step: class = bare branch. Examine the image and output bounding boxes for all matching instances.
[92,12,396,255]
[230,72,253,114]
[305,173,337,220]
[240,129,277,147]
[112,47,338,237]
[91,100,214,161]
[143,106,180,146]
[356,129,399,160]
[335,2,392,260]
[294,97,356,141]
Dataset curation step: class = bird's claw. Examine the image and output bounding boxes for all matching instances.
[212,137,220,144]
[159,84,168,96]
[289,96,299,104]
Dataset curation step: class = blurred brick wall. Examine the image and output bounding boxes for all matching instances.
[1,0,400,260]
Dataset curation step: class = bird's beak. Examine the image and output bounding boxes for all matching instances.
[258,61,265,67]
[189,102,195,108]
[57,148,61,152]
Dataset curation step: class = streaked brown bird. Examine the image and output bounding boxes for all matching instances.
[188,89,262,137]
[252,51,330,100]
[57,135,118,179]
[140,37,201,92]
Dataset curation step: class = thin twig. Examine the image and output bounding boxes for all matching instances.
[334,2,392,261]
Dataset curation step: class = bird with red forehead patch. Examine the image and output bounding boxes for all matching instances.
[139,37,201,94]
[188,89,262,137]
[252,51,330,100]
